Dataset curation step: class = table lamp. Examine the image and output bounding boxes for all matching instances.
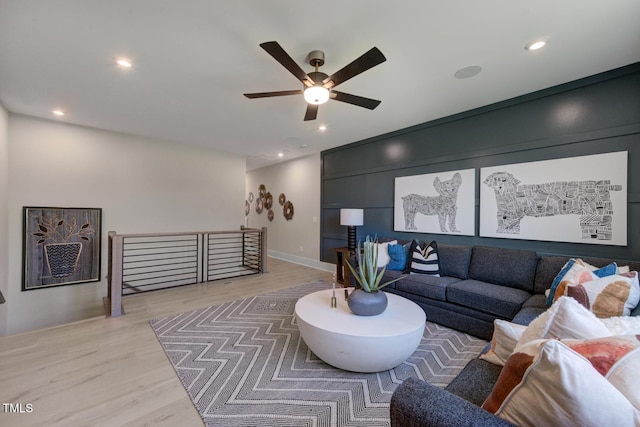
[340,208,364,251]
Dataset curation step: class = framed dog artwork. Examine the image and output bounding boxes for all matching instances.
[394,169,476,235]
[480,151,627,245]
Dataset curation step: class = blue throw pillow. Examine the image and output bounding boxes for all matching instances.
[386,243,408,271]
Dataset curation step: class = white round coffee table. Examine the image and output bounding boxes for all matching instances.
[295,288,426,372]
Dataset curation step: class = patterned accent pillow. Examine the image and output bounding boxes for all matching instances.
[566,271,640,318]
[409,240,440,276]
[386,243,409,271]
[483,335,640,426]
[546,258,618,307]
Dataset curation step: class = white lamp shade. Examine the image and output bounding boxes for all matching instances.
[304,86,330,105]
[340,208,364,226]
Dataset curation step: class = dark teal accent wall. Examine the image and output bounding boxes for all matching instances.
[320,63,640,263]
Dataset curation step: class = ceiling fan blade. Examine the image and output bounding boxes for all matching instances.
[244,89,303,99]
[322,47,386,89]
[331,91,382,110]
[304,104,318,121]
[260,41,314,87]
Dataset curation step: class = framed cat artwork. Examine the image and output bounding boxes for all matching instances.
[394,169,476,235]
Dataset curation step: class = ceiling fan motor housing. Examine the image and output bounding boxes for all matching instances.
[307,50,325,67]
[307,71,329,84]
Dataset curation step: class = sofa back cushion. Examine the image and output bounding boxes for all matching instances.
[437,243,472,279]
[534,255,640,295]
[468,246,538,293]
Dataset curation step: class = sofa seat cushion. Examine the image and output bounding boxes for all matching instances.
[521,293,547,310]
[517,294,548,322]
[447,280,531,319]
[468,246,538,293]
[395,275,461,301]
[445,358,503,406]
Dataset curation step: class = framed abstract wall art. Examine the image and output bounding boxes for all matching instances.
[23,207,102,290]
[479,151,627,245]
[394,169,476,235]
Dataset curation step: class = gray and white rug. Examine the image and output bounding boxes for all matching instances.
[150,282,487,427]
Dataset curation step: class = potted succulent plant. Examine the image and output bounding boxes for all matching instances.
[32,215,95,278]
[345,235,403,316]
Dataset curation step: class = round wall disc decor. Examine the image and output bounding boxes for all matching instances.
[258,184,267,199]
[283,201,294,220]
[248,192,254,202]
[279,193,286,206]
[268,210,274,221]
[245,200,250,216]
[264,192,273,209]
[255,198,264,214]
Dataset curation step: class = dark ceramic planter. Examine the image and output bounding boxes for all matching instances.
[347,288,388,316]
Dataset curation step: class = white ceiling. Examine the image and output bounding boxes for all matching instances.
[1,1,639,170]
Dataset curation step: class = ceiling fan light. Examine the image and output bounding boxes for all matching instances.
[304,86,330,105]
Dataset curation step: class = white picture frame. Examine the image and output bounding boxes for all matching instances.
[480,151,627,245]
[394,169,476,235]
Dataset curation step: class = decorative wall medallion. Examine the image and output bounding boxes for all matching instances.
[279,193,286,206]
[264,192,273,210]
[248,192,254,202]
[268,210,274,222]
[258,184,267,199]
[245,200,250,216]
[283,201,294,220]
[255,198,264,214]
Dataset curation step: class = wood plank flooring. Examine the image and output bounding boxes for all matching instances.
[0,258,332,427]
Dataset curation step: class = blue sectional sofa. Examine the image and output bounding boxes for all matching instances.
[380,243,542,340]
[365,240,640,426]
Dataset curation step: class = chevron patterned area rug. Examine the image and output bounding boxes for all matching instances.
[150,282,487,427]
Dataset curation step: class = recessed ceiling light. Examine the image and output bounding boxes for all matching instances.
[52,109,65,116]
[525,39,548,51]
[115,57,132,68]
[278,152,284,158]
[318,124,327,131]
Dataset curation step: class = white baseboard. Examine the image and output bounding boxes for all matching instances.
[268,250,334,273]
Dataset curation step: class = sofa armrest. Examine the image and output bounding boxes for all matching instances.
[390,378,516,427]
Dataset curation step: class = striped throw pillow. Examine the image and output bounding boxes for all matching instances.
[409,240,440,276]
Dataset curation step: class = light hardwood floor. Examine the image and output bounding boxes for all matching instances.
[0,258,333,427]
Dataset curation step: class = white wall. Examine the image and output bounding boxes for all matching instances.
[6,114,245,335]
[246,154,332,272]
[0,103,8,335]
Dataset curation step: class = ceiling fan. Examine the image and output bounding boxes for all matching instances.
[244,41,386,121]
